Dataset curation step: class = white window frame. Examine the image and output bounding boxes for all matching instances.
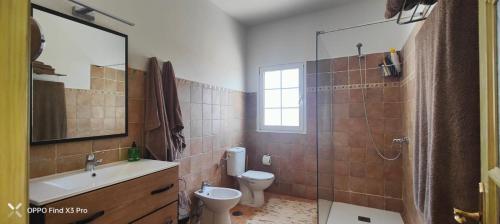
[257,62,306,134]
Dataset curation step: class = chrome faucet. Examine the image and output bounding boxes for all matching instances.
[85,153,103,172]
[199,181,211,193]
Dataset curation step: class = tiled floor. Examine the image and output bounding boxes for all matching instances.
[230,193,317,224]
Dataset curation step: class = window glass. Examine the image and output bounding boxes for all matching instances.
[282,108,300,126]
[264,71,281,89]
[282,88,300,108]
[264,109,281,126]
[259,63,305,133]
[264,89,281,108]
[282,69,299,88]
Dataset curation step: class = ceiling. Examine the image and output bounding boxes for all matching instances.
[209,0,355,26]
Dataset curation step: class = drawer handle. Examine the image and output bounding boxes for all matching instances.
[165,218,173,224]
[74,210,104,224]
[151,184,174,195]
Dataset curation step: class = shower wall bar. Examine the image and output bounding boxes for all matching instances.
[317,17,400,36]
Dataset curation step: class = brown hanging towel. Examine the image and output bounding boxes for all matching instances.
[161,61,186,160]
[144,57,174,161]
[412,0,480,223]
[32,80,67,141]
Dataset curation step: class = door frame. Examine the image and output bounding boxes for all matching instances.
[0,0,30,223]
[480,0,500,223]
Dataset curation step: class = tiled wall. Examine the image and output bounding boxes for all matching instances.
[328,53,404,213]
[244,95,318,199]
[243,53,405,207]
[175,79,246,202]
[64,65,126,138]
[30,68,145,178]
[30,67,247,210]
[401,22,425,224]
[30,56,409,216]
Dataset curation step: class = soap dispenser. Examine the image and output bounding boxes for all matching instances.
[128,142,140,162]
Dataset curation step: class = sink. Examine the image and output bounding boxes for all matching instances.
[195,187,241,224]
[29,159,178,206]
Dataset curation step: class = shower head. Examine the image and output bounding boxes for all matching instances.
[356,43,363,58]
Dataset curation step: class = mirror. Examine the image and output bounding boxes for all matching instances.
[30,4,128,144]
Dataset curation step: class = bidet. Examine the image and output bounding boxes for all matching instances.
[195,187,241,224]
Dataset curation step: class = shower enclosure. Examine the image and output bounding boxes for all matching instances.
[314,20,414,224]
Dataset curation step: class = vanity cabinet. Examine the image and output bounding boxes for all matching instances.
[30,166,178,224]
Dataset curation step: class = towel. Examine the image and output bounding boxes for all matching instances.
[32,80,67,141]
[385,0,437,19]
[162,61,186,159]
[413,0,480,223]
[144,57,174,161]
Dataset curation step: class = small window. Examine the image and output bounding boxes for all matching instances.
[257,63,306,133]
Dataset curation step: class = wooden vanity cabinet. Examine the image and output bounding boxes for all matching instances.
[30,166,179,224]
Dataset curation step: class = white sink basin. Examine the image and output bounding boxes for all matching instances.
[30,159,178,206]
[195,187,241,224]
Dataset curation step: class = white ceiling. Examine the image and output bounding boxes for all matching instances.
[209,0,356,26]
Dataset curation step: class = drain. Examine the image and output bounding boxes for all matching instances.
[358,216,371,223]
[232,211,243,216]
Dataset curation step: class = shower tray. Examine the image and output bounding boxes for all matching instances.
[327,202,404,224]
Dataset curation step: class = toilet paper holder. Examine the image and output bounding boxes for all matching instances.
[262,154,272,166]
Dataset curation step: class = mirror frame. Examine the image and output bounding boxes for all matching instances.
[30,4,128,145]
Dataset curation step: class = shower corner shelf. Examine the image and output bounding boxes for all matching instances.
[379,63,401,68]
[396,0,436,25]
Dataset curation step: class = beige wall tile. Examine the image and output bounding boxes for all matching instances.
[56,141,92,157]
[30,160,56,178]
[91,65,104,78]
[56,154,86,173]
[91,78,104,90]
[95,149,120,164]
[104,80,117,92]
[104,67,117,80]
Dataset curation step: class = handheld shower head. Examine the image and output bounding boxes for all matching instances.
[356,43,363,58]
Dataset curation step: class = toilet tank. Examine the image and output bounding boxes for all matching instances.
[226,147,246,177]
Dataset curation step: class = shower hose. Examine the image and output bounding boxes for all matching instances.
[357,56,402,161]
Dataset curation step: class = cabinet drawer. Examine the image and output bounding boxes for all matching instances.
[132,202,178,224]
[43,166,178,224]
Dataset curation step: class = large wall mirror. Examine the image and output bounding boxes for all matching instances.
[30,4,128,144]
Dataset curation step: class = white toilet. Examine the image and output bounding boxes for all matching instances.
[226,147,275,207]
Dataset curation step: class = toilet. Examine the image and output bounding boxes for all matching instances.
[226,147,274,207]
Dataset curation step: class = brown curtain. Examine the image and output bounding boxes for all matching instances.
[32,80,67,141]
[413,1,480,223]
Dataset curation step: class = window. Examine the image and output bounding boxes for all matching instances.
[257,63,306,133]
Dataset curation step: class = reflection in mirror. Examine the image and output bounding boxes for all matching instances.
[31,5,127,144]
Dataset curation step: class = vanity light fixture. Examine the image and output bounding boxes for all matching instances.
[68,0,135,26]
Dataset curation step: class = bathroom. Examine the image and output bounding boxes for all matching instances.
[0,0,492,223]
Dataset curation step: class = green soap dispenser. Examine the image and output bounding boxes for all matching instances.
[128,142,140,162]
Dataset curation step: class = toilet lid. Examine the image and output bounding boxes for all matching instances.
[241,170,274,180]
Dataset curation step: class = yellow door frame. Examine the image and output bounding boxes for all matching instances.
[480,0,500,223]
[0,0,30,223]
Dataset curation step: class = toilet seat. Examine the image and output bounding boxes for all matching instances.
[241,170,274,181]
